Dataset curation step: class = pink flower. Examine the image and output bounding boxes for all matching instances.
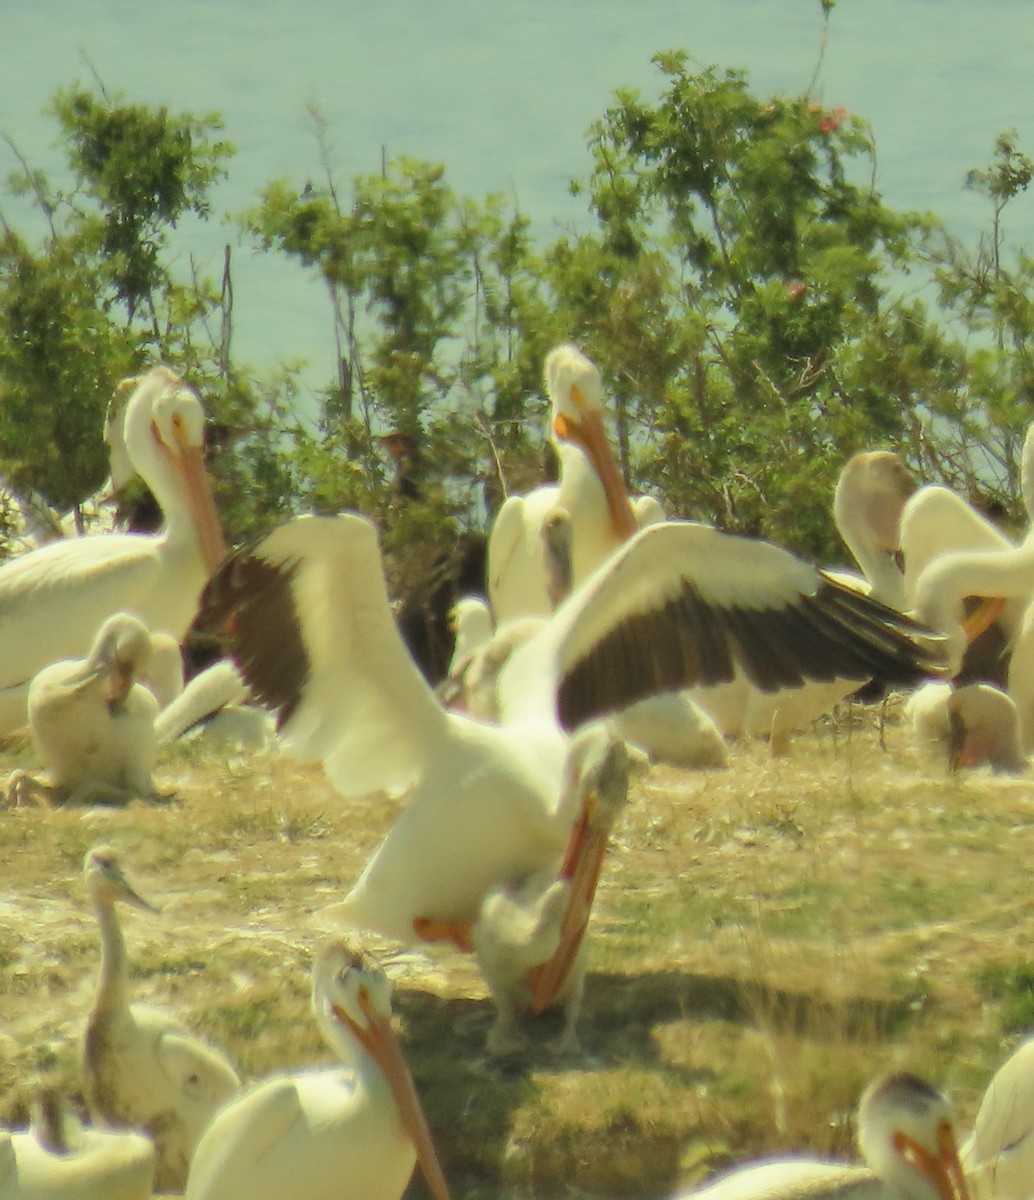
[818,106,850,133]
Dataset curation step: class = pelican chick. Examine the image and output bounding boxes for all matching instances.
[680,1072,970,1200]
[8,613,162,808]
[472,725,641,1057]
[184,937,451,1200]
[82,846,241,1193]
[0,1087,154,1200]
[906,683,1025,774]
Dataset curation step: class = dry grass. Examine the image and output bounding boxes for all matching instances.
[2,702,1034,1199]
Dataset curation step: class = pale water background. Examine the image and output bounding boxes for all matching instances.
[4,0,1034,406]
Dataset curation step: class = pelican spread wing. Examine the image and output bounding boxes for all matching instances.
[200,513,447,800]
[504,520,948,733]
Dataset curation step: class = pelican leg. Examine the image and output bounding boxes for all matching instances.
[6,769,61,807]
[547,945,587,1058]
[484,991,527,1059]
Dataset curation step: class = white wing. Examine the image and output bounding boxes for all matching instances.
[201,514,447,800]
[500,520,947,731]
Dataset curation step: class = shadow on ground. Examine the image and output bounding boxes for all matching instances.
[394,964,914,1199]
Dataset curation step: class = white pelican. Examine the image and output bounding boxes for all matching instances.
[82,846,241,1193]
[198,511,944,964]
[679,1073,970,1200]
[906,682,1025,773]
[0,1094,155,1200]
[183,937,452,1200]
[0,366,226,736]
[962,1036,1034,1200]
[8,613,161,807]
[471,724,641,1057]
[832,450,918,611]
[487,344,661,624]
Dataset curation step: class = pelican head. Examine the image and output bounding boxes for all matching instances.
[834,450,917,556]
[545,344,605,444]
[87,613,154,708]
[122,367,227,575]
[311,938,453,1200]
[544,344,637,539]
[83,846,158,914]
[858,1073,970,1200]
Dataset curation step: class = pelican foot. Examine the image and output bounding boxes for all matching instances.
[6,770,54,807]
[546,1026,583,1059]
[485,1021,528,1059]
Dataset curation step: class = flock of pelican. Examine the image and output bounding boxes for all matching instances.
[2,347,1033,1198]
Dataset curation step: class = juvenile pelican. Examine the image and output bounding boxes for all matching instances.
[0,1097,154,1200]
[906,682,1025,773]
[0,366,226,736]
[8,613,161,807]
[184,938,452,1200]
[471,724,640,1057]
[82,846,241,1193]
[680,1073,970,1200]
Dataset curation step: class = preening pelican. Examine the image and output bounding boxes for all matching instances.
[679,1073,970,1200]
[906,682,1025,774]
[199,511,944,964]
[0,366,226,736]
[0,1093,155,1200]
[472,725,642,1057]
[183,937,452,1200]
[82,846,241,1193]
[487,344,661,623]
[8,613,161,808]
[962,1036,1034,1200]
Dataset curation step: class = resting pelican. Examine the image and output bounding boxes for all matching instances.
[679,1073,970,1200]
[82,846,241,1193]
[8,613,161,807]
[487,344,662,623]
[183,938,452,1200]
[199,510,944,964]
[0,1096,155,1200]
[0,366,226,736]
[906,682,1025,773]
[154,657,273,750]
[472,724,640,1056]
[962,1036,1034,1200]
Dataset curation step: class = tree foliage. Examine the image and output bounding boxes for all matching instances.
[2,13,1033,580]
[0,84,294,549]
